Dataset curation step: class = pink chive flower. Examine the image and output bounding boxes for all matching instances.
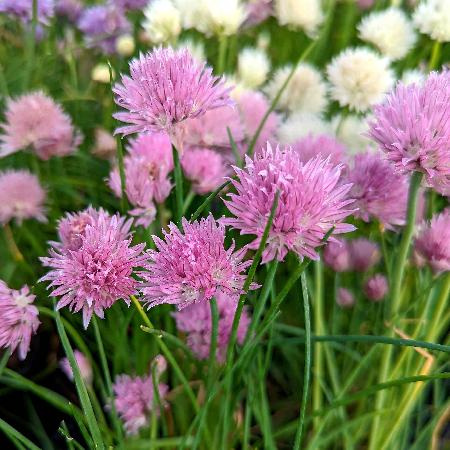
[337,288,355,308]
[60,350,93,385]
[183,106,245,150]
[0,281,40,360]
[368,71,450,184]
[0,91,81,160]
[92,128,117,160]
[364,274,388,301]
[0,0,54,24]
[173,291,250,362]
[243,0,273,27]
[346,151,408,229]
[113,371,168,435]
[414,210,450,274]
[77,3,131,54]
[55,0,82,22]
[40,208,147,328]
[0,170,46,225]
[181,147,226,194]
[222,143,356,263]
[141,215,255,310]
[113,47,233,150]
[348,238,381,272]
[323,239,351,272]
[291,134,346,165]
[113,0,148,11]
[236,91,279,154]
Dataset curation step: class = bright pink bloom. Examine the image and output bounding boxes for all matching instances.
[0,170,46,225]
[60,350,93,385]
[40,208,147,328]
[113,47,232,149]
[346,151,408,229]
[414,210,450,274]
[336,288,355,308]
[0,91,81,160]
[236,91,278,154]
[369,71,450,184]
[348,238,381,272]
[222,143,356,263]
[113,370,168,435]
[181,147,226,194]
[0,281,40,360]
[141,215,254,310]
[291,134,345,165]
[173,291,250,362]
[364,274,388,301]
[323,239,351,272]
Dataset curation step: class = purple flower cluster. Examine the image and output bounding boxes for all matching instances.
[0,0,54,24]
[291,133,345,165]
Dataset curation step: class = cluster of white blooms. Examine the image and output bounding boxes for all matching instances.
[177,38,206,63]
[274,0,323,36]
[327,47,394,112]
[331,114,372,154]
[265,63,328,114]
[413,0,450,43]
[143,0,181,44]
[277,112,331,144]
[358,8,417,60]
[401,69,425,86]
[237,47,270,88]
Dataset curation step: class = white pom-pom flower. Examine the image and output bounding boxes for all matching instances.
[142,0,181,44]
[327,47,394,112]
[413,0,450,43]
[274,0,323,37]
[237,47,270,88]
[277,112,331,144]
[331,114,372,155]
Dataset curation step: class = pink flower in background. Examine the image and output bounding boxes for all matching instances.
[92,128,116,160]
[348,238,381,272]
[113,0,148,11]
[113,370,168,435]
[291,134,346,165]
[323,239,351,272]
[364,274,388,301]
[346,151,408,229]
[60,350,93,385]
[414,210,450,274]
[243,0,273,27]
[40,208,147,328]
[183,105,245,150]
[236,91,278,154]
[55,0,82,22]
[0,170,46,225]
[181,147,226,194]
[0,0,54,24]
[0,92,81,160]
[0,281,40,360]
[113,47,232,150]
[336,288,355,308]
[173,292,250,362]
[222,143,356,263]
[141,215,254,310]
[77,3,131,54]
[369,71,450,183]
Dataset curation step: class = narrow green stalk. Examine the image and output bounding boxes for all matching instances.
[151,363,167,437]
[172,145,183,224]
[293,272,312,450]
[22,0,37,90]
[182,191,195,215]
[0,418,40,450]
[0,352,10,379]
[53,304,105,449]
[190,180,231,221]
[217,35,228,74]
[0,63,9,97]
[369,171,423,450]
[428,41,441,71]
[425,273,450,343]
[92,317,124,445]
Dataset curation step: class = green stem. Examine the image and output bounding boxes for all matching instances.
[428,41,441,71]
[172,145,183,224]
[217,35,228,74]
[22,0,37,90]
[0,352,10,378]
[190,180,230,221]
[293,272,311,449]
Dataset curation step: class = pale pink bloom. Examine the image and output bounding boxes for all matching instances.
[92,128,116,160]
[141,215,255,310]
[236,91,279,154]
[0,92,81,160]
[183,106,245,149]
[346,151,408,229]
[0,281,40,360]
[113,47,232,150]
[222,143,356,263]
[60,350,93,385]
[323,239,351,272]
[173,291,250,362]
[181,147,226,194]
[113,371,168,435]
[348,238,381,272]
[414,209,450,274]
[243,0,273,27]
[0,170,46,225]
[0,0,54,24]
[291,134,345,165]
[364,274,388,301]
[337,288,355,308]
[368,71,450,184]
[40,208,147,328]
